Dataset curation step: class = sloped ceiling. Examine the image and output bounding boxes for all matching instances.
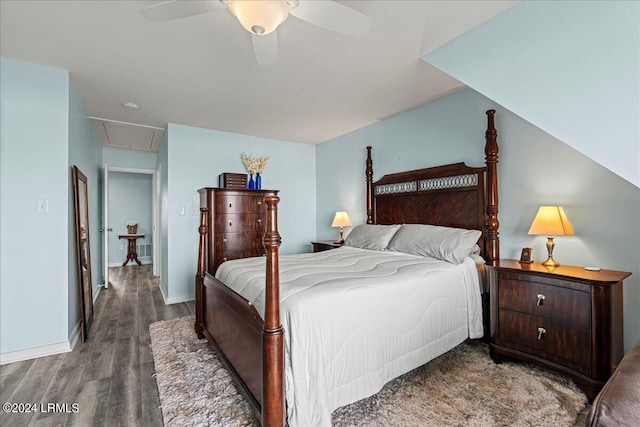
[422,1,640,188]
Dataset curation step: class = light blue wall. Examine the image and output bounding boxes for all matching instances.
[68,83,103,338]
[108,172,153,265]
[164,124,316,300]
[422,0,640,188]
[1,57,70,353]
[316,93,487,236]
[316,89,640,352]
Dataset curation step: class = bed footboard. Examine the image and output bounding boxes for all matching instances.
[195,195,285,427]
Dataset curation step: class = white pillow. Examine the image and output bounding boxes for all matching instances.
[387,224,482,264]
[344,224,402,251]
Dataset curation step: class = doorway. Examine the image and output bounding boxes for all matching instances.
[102,165,160,287]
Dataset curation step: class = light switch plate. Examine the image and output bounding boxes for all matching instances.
[37,199,48,213]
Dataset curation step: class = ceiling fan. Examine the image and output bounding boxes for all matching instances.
[140,0,372,65]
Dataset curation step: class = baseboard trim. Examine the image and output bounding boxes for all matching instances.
[1,340,72,365]
[158,281,194,305]
[69,321,82,350]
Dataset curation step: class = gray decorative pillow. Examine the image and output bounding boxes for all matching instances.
[344,224,402,251]
[387,224,482,264]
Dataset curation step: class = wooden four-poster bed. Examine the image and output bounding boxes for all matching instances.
[195,110,500,426]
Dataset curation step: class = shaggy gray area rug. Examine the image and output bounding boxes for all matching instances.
[150,316,587,427]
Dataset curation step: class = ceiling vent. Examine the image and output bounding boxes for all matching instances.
[90,118,164,152]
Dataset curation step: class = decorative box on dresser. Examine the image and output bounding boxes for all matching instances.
[488,259,631,401]
[198,187,278,275]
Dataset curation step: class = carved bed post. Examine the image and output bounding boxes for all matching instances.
[366,146,374,224]
[195,207,208,339]
[484,110,500,264]
[262,195,285,427]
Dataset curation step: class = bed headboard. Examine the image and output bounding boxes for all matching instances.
[365,110,500,264]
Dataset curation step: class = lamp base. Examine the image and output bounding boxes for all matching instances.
[541,237,560,267]
[541,257,560,267]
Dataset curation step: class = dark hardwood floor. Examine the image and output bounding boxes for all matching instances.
[0,265,193,427]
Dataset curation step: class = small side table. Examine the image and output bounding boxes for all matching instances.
[118,234,145,266]
[311,240,343,253]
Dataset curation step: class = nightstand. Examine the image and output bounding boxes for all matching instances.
[311,240,343,253]
[488,259,631,400]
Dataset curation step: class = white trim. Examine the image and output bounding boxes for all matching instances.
[69,321,82,350]
[1,341,72,365]
[159,281,194,305]
[108,166,155,174]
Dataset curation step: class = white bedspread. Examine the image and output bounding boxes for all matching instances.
[215,246,484,427]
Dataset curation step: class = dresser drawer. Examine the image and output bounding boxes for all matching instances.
[215,213,265,232]
[498,277,590,329]
[498,309,591,375]
[215,233,265,252]
[215,249,265,267]
[215,195,267,214]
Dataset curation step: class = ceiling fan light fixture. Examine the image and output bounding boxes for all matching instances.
[227,0,291,36]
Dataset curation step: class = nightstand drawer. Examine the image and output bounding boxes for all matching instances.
[498,309,591,375]
[311,240,342,252]
[498,277,590,329]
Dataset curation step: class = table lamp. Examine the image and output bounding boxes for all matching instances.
[331,211,352,244]
[528,206,574,267]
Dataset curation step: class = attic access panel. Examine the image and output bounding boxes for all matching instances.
[91,118,164,152]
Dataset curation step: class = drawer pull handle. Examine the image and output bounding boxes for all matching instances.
[229,220,232,227]
[222,257,228,262]
[536,294,546,306]
[257,218,262,223]
[258,201,261,205]
[537,327,547,340]
[229,202,232,208]
[223,238,227,244]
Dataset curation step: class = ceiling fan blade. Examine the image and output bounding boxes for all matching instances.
[140,0,225,22]
[252,32,278,66]
[290,0,371,37]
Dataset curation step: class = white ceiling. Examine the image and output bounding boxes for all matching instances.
[0,0,516,148]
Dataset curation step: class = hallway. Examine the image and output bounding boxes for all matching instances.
[0,265,193,426]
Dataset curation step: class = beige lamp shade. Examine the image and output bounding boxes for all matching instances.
[331,211,352,228]
[331,211,351,244]
[528,206,574,236]
[528,206,574,267]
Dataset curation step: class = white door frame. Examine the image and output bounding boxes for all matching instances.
[153,165,161,277]
[102,163,110,288]
[104,166,159,278]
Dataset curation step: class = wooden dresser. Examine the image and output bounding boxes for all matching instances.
[199,187,278,274]
[488,259,631,400]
